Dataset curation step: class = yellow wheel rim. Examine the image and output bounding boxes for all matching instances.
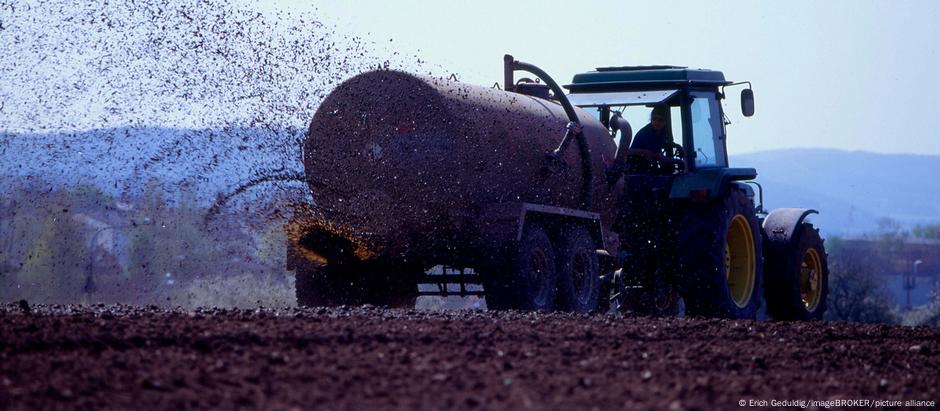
[725,215,756,308]
[800,248,823,311]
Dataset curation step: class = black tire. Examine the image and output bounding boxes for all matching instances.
[556,224,601,313]
[367,266,421,309]
[294,262,418,308]
[294,266,334,307]
[764,223,829,320]
[677,186,763,319]
[483,222,558,311]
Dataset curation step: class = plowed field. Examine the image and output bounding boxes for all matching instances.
[1,304,937,410]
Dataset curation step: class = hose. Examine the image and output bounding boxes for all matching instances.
[204,171,306,225]
[506,55,594,209]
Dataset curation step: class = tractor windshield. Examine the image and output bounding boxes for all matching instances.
[567,89,678,107]
[689,91,727,168]
[578,103,684,150]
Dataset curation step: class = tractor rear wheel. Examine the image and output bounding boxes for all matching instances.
[556,224,601,313]
[764,223,829,320]
[677,187,763,319]
[483,222,558,311]
[294,262,419,308]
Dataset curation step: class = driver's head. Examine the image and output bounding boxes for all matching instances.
[650,105,667,133]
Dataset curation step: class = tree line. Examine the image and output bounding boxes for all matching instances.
[0,180,291,307]
[825,218,940,325]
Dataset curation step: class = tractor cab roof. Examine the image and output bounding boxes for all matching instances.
[564,66,730,93]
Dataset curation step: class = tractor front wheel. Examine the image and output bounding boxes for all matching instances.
[764,223,829,320]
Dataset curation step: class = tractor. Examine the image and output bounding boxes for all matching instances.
[525,56,829,320]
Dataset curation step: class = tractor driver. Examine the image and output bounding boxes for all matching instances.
[606,104,686,186]
[630,105,684,162]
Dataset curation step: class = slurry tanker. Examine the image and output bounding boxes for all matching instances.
[287,55,829,320]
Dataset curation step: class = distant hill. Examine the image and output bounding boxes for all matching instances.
[732,149,940,236]
[3,128,936,237]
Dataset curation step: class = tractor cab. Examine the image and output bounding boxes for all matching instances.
[565,66,757,199]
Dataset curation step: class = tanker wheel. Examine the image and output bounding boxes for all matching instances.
[295,262,418,309]
[764,223,829,320]
[361,265,421,309]
[677,187,763,319]
[294,263,355,307]
[556,224,601,313]
[483,222,558,312]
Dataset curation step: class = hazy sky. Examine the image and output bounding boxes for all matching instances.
[243,0,940,155]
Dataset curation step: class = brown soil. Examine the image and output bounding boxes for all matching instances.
[1,303,938,410]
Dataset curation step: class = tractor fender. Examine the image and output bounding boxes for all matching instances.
[762,208,818,244]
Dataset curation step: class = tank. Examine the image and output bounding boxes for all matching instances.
[297,70,617,267]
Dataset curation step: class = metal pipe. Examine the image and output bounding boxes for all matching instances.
[505,55,579,124]
[504,55,593,208]
[503,54,515,93]
[609,112,632,147]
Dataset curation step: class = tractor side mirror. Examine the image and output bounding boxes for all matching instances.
[741,88,755,117]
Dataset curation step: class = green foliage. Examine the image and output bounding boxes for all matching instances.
[1,200,34,281]
[927,286,940,326]
[122,181,253,304]
[912,224,940,240]
[876,218,909,255]
[901,284,940,326]
[15,196,89,303]
[825,263,899,324]
[824,234,900,324]
[828,225,938,325]
[3,181,291,306]
[126,184,169,297]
